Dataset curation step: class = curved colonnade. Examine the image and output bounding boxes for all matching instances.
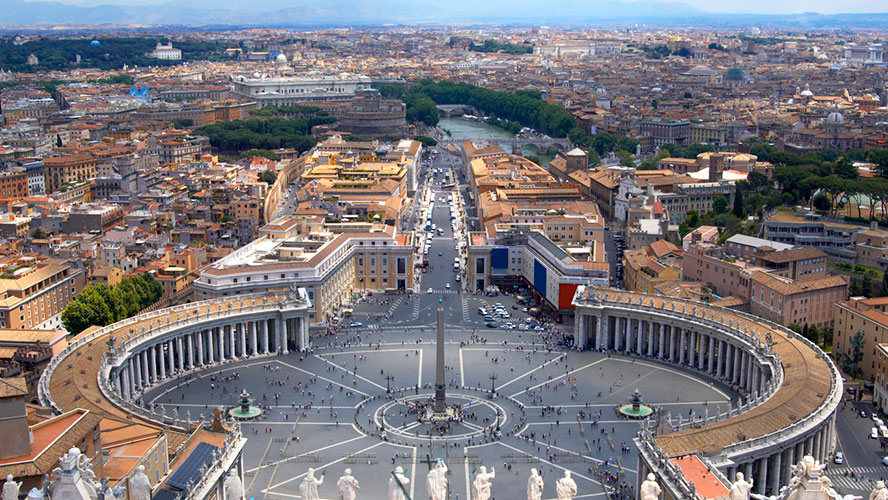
[572,286,842,497]
[39,291,312,437]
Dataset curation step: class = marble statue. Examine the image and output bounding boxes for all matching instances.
[336,468,359,500]
[426,459,447,500]
[640,473,662,500]
[527,468,544,500]
[871,481,888,500]
[129,466,152,500]
[472,466,495,500]
[3,475,22,500]
[299,468,323,500]
[730,472,753,500]
[556,471,578,500]
[388,466,410,500]
[223,471,243,500]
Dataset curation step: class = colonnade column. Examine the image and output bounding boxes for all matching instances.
[167,340,175,375]
[647,321,654,356]
[708,336,716,374]
[756,456,768,495]
[670,326,678,361]
[679,329,687,364]
[176,337,184,371]
[148,346,156,382]
[281,319,289,355]
[216,327,223,361]
[187,334,194,368]
[263,320,271,354]
[658,323,666,359]
[301,317,309,352]
[208,328,215,363]
[240,322,247,357]
[228,323,232,359]
[770,449,782,494]
[251,321,258,356]
[636,319,643,354]
[698,334,706,370]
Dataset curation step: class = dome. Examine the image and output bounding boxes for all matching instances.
[826,111,844,125]
[276,53,288,63]
[799,84,813,97]
[90,40,101,47]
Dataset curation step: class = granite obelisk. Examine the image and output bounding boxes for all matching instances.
[434,305,446,413]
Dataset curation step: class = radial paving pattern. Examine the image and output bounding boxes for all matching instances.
[143,326,733,500]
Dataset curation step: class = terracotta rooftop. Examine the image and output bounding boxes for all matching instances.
[670,456,730,500]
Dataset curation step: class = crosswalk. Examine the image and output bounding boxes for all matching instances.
[411,298,420,320]
[826,467,887,493]
[827,474,879,492]
[461,297,470,322]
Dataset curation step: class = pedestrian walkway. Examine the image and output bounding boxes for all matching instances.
[461,297,470,322]
[826,470,880,493]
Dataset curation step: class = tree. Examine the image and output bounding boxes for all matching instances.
[882,270,888,297]
[616,150,635,168]
[56,134,62,148]
[846,331,865,378]
[747,172,770,191]
[259,170,277,185]
[713,196,729,214]
[812,193,831,212]
[863,274,874,298]
[732,190,744,218]
[172,118,194,129]
[687,210,699,227]
[833,158,858,180]
[30,227,49,239]
[61,301,94,336]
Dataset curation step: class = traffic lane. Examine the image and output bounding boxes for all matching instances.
[835,401,887,467]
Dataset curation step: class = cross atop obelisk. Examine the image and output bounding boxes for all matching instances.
[434,305,446,413]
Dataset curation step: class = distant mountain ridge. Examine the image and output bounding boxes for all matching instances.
[1,0,887,26]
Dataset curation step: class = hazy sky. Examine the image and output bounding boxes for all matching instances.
[34,0,888,14]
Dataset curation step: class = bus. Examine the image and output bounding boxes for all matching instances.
[442,183,455,190]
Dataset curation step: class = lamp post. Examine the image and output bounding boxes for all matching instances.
[385,372,395,393]
[489,372,498,395]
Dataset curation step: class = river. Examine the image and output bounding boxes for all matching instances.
[437,117,555,166]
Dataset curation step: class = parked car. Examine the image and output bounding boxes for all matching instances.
[485,322,497,328]
[872,427,879,439]
[349,322,363,328]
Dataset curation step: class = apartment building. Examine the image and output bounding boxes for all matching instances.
[854,222,888,270]
[42,154,97,193]
[0,257,86,330]
[623,240,682,294]
[749,272,847,328]
[0,170,29,199]
[835,297,888,385]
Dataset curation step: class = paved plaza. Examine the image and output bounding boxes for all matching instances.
[144,325,734,500]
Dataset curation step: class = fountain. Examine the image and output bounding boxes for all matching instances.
[618,388,653,419]
[228,389,261,419]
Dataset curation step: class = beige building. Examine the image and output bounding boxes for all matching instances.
[835,297,888,385]
[749,272,848,328]
[855,223,888,270]
[193,219,414,323]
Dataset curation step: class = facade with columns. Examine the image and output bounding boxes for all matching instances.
[572,286,841,498]
[39,289,311,430]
